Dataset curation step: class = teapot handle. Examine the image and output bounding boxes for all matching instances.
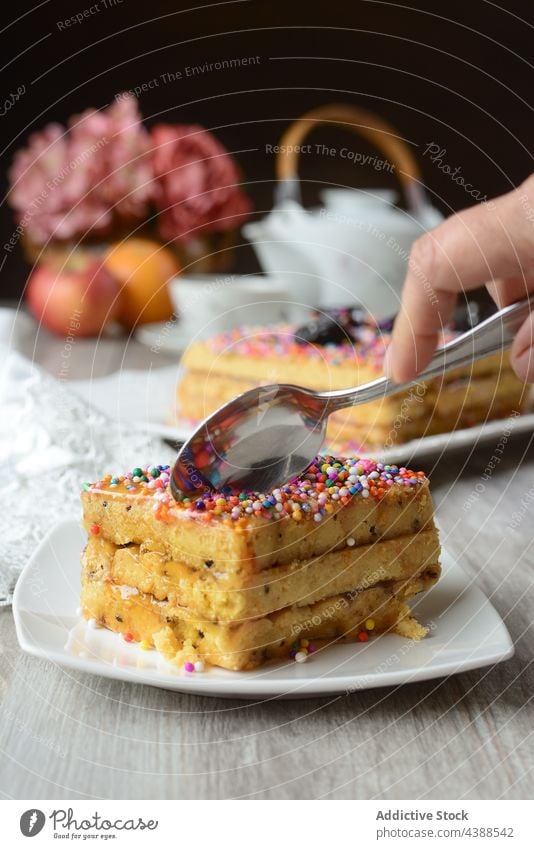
[275,103,426,213]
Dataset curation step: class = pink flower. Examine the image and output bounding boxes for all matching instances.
[8,95,152,244]
[150,124,251,243]
[8,102,251,248]
[8,123,104,243]
[69,95,153,221]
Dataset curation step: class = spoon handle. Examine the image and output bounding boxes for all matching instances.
[320,296,533,412]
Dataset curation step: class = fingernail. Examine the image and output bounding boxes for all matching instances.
[512,347,534,383]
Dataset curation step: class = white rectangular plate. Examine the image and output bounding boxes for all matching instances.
[13,520,513,699]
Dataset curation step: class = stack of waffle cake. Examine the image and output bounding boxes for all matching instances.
[81,456,441,670]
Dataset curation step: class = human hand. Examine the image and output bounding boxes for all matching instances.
[384,176,534,383]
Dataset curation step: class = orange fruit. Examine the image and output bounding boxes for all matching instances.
[104,237,180,329]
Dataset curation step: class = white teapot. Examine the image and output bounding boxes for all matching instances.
[243,105,443,320]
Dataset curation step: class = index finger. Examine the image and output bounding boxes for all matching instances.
[385,181,534,382]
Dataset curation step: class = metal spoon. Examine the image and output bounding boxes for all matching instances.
[171,297,532,498]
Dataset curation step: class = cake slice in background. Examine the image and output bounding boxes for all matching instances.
[177,313,526,454]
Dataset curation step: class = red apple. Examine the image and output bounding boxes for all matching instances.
[26,251,120,337]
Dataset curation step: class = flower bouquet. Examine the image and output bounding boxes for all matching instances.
[8,95,251,334]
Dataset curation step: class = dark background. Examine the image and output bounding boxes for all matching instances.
[2,0,534,298]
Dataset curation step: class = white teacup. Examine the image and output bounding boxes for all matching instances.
[169,274,294,341]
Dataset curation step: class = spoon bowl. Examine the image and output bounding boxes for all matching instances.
[171,383,328,497]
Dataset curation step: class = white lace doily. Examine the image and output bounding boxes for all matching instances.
[0,349,173,605]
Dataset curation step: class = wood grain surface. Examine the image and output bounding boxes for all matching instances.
[0,335,533,800]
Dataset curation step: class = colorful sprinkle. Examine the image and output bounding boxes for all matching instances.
[291,638,315,662]
[123,632,134,642]
[204,324,390,372]
[89,524,100,535]
[83,456,426,527]
[184,661,195,672]
[365,618,375,631]
[357,631,369,642]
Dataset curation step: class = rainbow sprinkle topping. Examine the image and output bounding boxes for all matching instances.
[84,456,426,525]
[205,325,389,371]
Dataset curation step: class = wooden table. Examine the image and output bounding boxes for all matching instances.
[1,332,533,800]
